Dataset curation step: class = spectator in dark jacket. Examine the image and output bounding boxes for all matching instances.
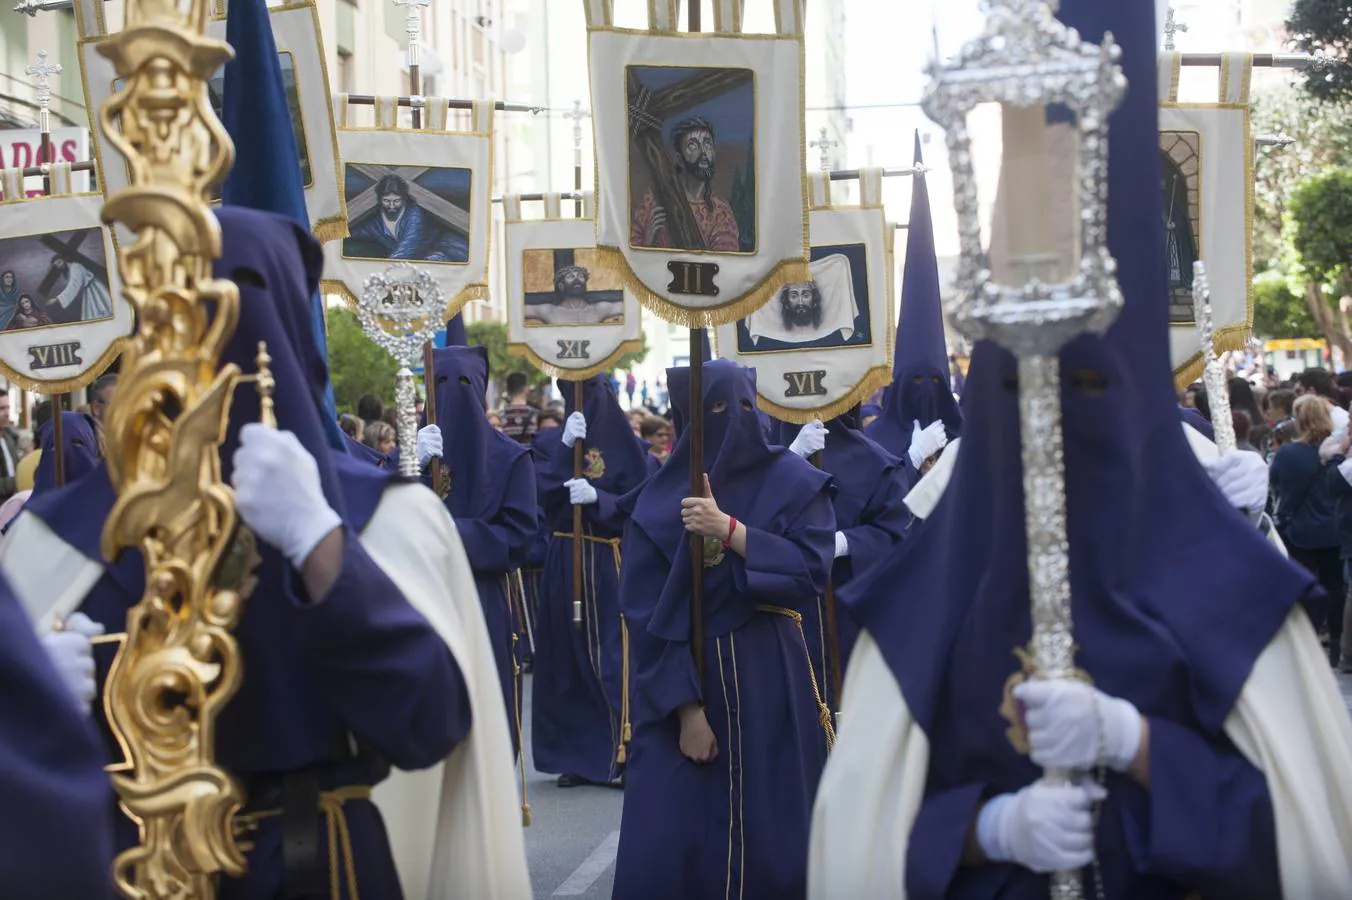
[1270,395,1343,655]
[1323,426,1352,672]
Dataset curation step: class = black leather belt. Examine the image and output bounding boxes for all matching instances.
[281,768,324,898]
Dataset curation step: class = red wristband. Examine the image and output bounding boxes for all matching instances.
[724,516,737,547]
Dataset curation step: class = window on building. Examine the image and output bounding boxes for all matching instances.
[337,49,355,94]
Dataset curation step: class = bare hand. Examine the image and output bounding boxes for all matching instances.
[678,703,718,764]
[681,474,729,539]
[644,207,667,245]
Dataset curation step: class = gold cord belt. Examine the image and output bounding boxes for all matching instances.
[755,605,836,749]
[234,785,372,900]
[551,531,622,550]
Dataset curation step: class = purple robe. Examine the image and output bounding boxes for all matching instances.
[0,568,114,897]
[32,411,99,495]
[851,5,1314,897]
[432,345,537,757]
[22,207,472,899]
[769,411,910,708]
[531,377,654,783]
[865,133,961,480]
[613,360,836,899]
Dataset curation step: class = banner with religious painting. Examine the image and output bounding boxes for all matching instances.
[321,96,494,317]
[713,170,891,422]
[1158,52,1254,388]
[0,165,129,390]
[504,192,643,380]
[582,0,810,326]
[74,0,346,243]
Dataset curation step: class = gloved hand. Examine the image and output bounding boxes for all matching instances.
[232,424,343,570]
[789,420,828,458]
[562,412,588,449]
[1012,679,1143,772]
[834,530,850,559]
[417,424,443,467]
[41,612,104,710]
[976,781,1106,873]
[908,419,949,471]
[1200,450,1268,514]
[564,477,598,506]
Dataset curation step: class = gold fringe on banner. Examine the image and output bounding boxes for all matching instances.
[312,215,349,244]
[752,365,892,426]
[324,281,490,325]
[1173,323,1250,393]
[594,246,811,329]
[506,338,645,382]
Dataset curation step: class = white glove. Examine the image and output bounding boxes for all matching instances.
[908,419,949,471]
[1012,679,1143,773]
[834,530,850,559]
[232,424,343,569]
[976,781,1107,873]
[789,420,828,458]
[562,412,588,448]
[564,477,598,506]
[41,612,104,710]
[1200,450,1268,513]
[416,424,443,467]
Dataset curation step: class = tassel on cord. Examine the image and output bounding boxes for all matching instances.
[618,615,632,764]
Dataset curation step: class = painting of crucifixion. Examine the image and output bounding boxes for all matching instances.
[522,248,625,327]
[626,65,756,255]
[0,226,114,333]
[341,164,472,265]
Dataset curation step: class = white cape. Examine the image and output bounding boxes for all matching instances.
[812,431,1352,898]
[0,483,531,900]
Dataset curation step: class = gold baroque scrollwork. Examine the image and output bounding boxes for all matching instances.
[95,0,259,896]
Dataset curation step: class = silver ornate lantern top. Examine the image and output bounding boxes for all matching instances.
[358,261,445,365]
[921,0,1127,360]
[358,262,446,477]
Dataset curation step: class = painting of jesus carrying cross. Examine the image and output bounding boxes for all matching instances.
[626,65,757,256]
[0,226,114,334]
[341,164,473,265]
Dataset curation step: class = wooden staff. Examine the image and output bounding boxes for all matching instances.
[812,450,843,707]
[572,380,584,625]
[687,0,706,682]
[422,340,447,493]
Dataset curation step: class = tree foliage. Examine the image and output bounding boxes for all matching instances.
[1290,169,1352,288]
[1253,268,1320,339]
[326,307,397,414]
[1251,85,1352,267]
[1287,0,1352,104]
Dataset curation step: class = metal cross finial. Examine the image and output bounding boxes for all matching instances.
[26,50,62,134]
[810,125,839,173]
[394,0,432,68]
[564,99,591,168]
[1163,7,1188,51]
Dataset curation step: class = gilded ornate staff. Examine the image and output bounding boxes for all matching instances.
[923,2,1126,898]
[95,0,268,894]
[1192,262,1237,454]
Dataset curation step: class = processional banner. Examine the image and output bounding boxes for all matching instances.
[504,192,643,379]
[714,170,892,422]
[321,96,494,317]
[583,0,810,326]
[1158,51,1255,387]
[0,165,129,390]
[73,0,347,244]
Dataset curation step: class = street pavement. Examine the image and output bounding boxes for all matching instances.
[521,675,624,900]
[519,672,1352,899]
